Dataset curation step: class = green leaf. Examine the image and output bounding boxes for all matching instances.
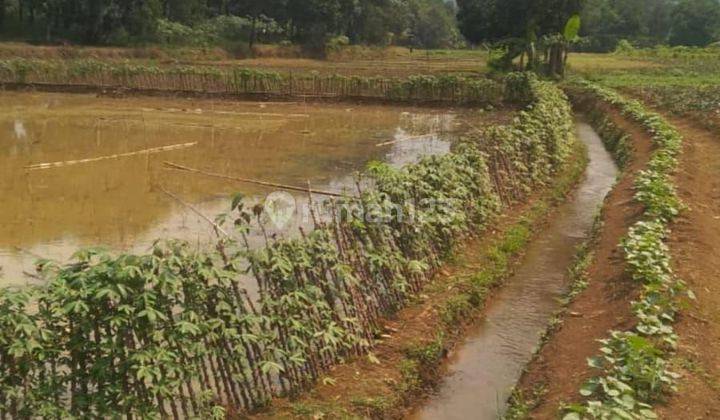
[564,14,581,41]
[579,381,597,397]
[231,193,244,211]
[587,356,603,369]
[640,409,658,419]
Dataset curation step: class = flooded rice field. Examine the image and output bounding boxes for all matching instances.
[0,92,498,287]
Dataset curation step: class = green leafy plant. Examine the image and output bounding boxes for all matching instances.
[564,81,688,420]
[0,58,505,105]
[0,73,575,417]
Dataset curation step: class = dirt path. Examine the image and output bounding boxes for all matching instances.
[515,102,652,418]
[517,102,720,418]
[655,116,720,418]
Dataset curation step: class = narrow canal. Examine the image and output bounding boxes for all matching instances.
[410,120,619,419]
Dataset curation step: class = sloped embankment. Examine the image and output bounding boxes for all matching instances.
[0,74,577,419]
[252,77,584,418]
[515,83,695,419]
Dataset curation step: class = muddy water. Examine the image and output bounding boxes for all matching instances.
[0,92,495,287]
[410,121,618,420]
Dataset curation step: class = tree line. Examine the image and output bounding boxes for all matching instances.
[455,0,720,53]
[579,0,720,50]
[1,0,718,52]
[0,0,462,51]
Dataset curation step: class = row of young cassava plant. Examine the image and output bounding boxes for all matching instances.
[0,73,573,419]
[0,58,503,104]
[562,82,688,419]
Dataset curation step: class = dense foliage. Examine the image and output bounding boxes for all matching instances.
[564,82,688,420]
[580,0,720,51]
[456,0,584,76]
[0,0,461,51]
[457,0,582,44]
[0,74,575,417]
[0,58,504,103]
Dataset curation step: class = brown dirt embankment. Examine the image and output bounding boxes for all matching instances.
[516,95,720,419]
[245,140,589,419]
[514,95,653,418]
[654,116,720,418]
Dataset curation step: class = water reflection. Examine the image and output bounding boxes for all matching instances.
[13,120,27,139]
[0,92,484,287]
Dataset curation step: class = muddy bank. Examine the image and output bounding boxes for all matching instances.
[513,94,657,418]
[408,120,618,420]
[248,132,589,419]
[653,115,720,418]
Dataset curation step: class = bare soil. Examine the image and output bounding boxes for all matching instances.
[515,100,653,418]
[655,116,720,418]
[517,99,720,418]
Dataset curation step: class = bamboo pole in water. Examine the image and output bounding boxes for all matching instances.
[375,133,436,147]
[157,184,230,238]
[161,161,348,198]
[25,142,197,170]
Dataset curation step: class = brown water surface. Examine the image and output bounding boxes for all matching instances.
[0,92,493,286]
[410,121,619,419]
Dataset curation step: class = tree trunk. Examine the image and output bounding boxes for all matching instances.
[548,43,566,78]
[249,16,257,50]
[526,41,537,70]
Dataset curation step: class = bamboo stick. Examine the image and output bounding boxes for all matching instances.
[375,133,436,147]
[162,161,348,198]
[157,184,230,238]
[25,142,197,170]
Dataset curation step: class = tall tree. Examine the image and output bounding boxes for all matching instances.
[457,0,584,75]
[163,0,205,25]
[669,0,720,46]
[285,0,343,47]
[581,0,676,50]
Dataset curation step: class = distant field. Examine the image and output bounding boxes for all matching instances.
[1,42,689,79]
[0,42,491,77]
[567,53,661,73]
[578,47,720,134]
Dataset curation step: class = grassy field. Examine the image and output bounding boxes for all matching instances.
[575,47,720,133]
[0,42,673,78]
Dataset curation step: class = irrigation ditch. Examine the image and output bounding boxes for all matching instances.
[0,71,587,419]
[409,119,618,420]
[4,66,683,420]
[508,82,689,419]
